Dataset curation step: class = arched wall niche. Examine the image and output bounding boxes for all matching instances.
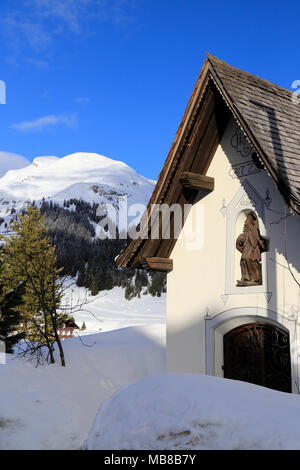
[224,179,268,295]
[234,209,268,287]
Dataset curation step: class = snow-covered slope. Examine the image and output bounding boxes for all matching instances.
[0,152,155,221]
[0,322,166,450]
[66,285,166,333]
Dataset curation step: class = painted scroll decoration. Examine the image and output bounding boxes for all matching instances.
[229,128,261,179]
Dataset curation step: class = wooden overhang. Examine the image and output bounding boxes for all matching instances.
[179,172,214,192]
[116,53,300,272]
[139,257,173,272]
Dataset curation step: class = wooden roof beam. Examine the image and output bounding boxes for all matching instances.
[139,257,173,272]
[179,172,215,192]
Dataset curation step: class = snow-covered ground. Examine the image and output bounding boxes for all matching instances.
[85,373,300,450]
[2,285,300,450]
[66,285,166,334]
[0,323,166,450]
[0,287,166,450]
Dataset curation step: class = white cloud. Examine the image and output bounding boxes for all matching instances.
[2,0,138,66]
[25,57,49,69]
[0,152,30,177]
[12,114,77,132]
[28,0,91,33]
[28,0,136,28]
[74,96,90,104]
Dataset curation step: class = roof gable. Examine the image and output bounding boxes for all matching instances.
[207,54,300,216]
[116,54,300,270]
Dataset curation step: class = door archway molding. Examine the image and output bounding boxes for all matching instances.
[205,306,298,393]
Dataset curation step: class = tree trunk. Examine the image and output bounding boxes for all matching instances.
[55,333,66,367]
[48,342,55,364]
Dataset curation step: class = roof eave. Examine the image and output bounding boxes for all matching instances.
[116,58,212,269]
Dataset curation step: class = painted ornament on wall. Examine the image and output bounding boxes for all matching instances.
[231,128,252,157]
[229,128,261,179]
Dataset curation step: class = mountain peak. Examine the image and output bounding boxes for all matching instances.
[32,156,59,167]
[58,152,128,168]
[0,152,155,215]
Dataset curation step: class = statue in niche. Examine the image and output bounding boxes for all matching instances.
[236,212,267,287]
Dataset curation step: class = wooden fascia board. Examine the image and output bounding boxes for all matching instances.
[179,172,214,192]
[139,257,173,272]
[154,65,211,205]
[206,62,300,216]
[115,60,212,268]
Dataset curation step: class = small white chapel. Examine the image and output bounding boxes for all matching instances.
[116,54,300,394]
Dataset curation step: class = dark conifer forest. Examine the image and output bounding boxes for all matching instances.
[36,199,166,298]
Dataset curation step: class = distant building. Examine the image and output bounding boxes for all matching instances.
[117,54,300,394]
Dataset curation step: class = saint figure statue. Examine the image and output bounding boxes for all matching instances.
[236,212,267,287]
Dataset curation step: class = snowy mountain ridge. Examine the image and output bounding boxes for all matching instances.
[0,152,155,223]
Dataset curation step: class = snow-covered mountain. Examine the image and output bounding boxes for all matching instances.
[0,153,165,298]
[0,152,155,224]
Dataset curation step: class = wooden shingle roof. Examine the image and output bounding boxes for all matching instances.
[207,54,300,215]
[116,54,300,270]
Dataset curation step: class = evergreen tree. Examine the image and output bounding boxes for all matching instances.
[103,270,114,291]
[0,264,25,354]
[134,270,148,298]
[90,277,100,296]
[149,272,166,297]
[125,281,135,300]
[139,270,148,288]
[76,263,86,288]
[1,206,66,366]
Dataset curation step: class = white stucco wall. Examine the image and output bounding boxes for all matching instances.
[166,117,300,392]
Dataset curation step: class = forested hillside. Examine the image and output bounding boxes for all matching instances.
[39,199,166,298]
[0,153,166,299]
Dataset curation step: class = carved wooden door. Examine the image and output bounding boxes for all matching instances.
[223,323,291,393]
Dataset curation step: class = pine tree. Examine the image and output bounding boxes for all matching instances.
[149,272,166,297]
[1,206,66,366]
[76,263,86,288]
[103,270,113,291]
[90,276,100,296]
[0,263,25,354]
[125,281,135,300]
[139,270,148,288]
[135,270,147,298]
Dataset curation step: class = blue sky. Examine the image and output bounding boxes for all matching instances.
[0,0,299,180]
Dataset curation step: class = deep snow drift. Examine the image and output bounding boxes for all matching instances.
[0,286,166,450]
[2,285,300,450]
[0,324,166,450]
[84,373,300,450]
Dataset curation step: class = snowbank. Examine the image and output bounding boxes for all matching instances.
[84,373,300,450]
[0,324,165,450]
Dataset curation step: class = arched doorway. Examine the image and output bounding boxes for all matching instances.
[223,322,292,393]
